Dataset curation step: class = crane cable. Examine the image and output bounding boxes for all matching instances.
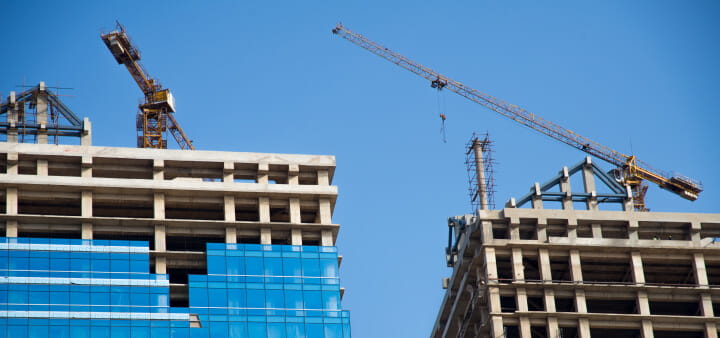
[437,88,447,143]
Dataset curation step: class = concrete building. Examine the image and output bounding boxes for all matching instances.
[0,83,351,337]
[432,157,720,338]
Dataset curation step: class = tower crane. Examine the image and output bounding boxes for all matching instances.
[332,24,703,211]
[101,22,194,150]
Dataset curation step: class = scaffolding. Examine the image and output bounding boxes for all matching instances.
[465,132,496,212]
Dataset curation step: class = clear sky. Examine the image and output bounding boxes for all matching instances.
[2,1,719,337]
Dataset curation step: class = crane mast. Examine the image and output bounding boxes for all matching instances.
[101,22,194,150]
[332,24,703,210]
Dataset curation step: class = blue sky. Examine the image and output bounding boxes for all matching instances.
[2,1,719,337]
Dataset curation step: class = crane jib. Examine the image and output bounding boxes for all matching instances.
[332,24,703,205]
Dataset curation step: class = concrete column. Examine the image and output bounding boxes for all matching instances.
[288,164,299,185]
[538,248,552,281]
[37,160,48,176]
[81,156,92,178]
[567,220,578,240]
[289,198,301,223]
[512,248,524,282]
[5,220,17,237]
[637,290,650,315]
[257,163,269,184]
[7,153,18,175]
[575,289,587,313]
[705,323,718,338]
[485,247,499,284]
[317,170,329,186]
[290,229,302,245]
[225,227,237,244]
[694,253,709,286]
[519,316,531,338]
[223,161,234,183]
[154,193,165,219]
[543,289,556,312]
[570,250,583,282]
[531,183,543,209]
[81,118,92,147]
[81,191,92,218]
[6,92,18,143]
[488,287,505,337]
[319,198,332,224]
[631,252,645,284]
[81,223,93,239]
[628,220,639,240]
[154,225,166,274]
[641,320,654,338]
[546,317,559,338]
[591,223,602,238]
[321,230,333,246]
[560,166,573,210]
[36,82,48,144]
[578,318,591,338]
[224,195,236,222]
[701,294,714,317]
[472,139,489,210]
[6,187,18,215]
[259,197,270,223]
[516,288,528,312]
[537,220,547,242]
[481,220,494,243]
[153,160,164,180]
[509,222,520,240]
[260,228,272,244]
[581,157,598,210]
[691,221,702,242]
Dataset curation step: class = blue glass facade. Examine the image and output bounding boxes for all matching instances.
[0,237,350,338]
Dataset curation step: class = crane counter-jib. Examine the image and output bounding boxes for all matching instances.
[332,23,703,207]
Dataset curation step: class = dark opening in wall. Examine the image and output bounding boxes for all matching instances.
[500,296,517,312]
[559,327,578,338]
[18,192,81,216]
[492,224,509,239]
[601,223,629,239]
[550,256,572,282]
[519,221,537,240]
[268,164,289,184]
[17,155,37,175]
[654,330,704,338]
[586,298,637,314]
[238,236,260,244]
[165,200,224,221]
[503,326,520,338]
[93,197,153,218]
[235,199,259,222]
[496,256,513,283]
[47,157,81,177]
[168,267,206,308]
[644,259,696,285]
[555,297,576,312]
[269,199,290,223]
[546,223,567,237]
[166,236,224,252]
[530,326,547,338]
[706,262,720,286]
[523,257,542,281]
[18,230,81,239]
[92,157,152,179]
[303,239,321,246]
[581,257,633,284]
[638,221,691,241]
[589,329,640,338]
[93,233,154,250]
[300,201,320,224]
[576,224,593,238]
[649,301,700,316]
[298,168,318,185]
[271,238,289,245]
[527,296,545,311]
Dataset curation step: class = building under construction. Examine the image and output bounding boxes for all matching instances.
[0,83,351,337]
[432,142,720,338]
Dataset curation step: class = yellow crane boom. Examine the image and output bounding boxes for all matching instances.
[332,24,702,210]
[101,22,194,150]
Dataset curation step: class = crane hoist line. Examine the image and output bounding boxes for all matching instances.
[332,24,703,211]
[101,22,194,150]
